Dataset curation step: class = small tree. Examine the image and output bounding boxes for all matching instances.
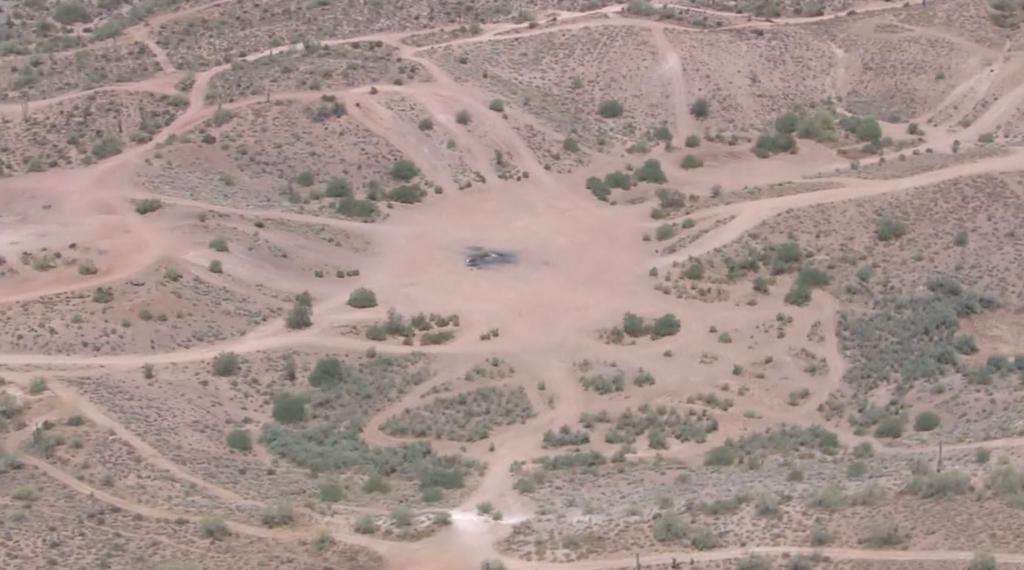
[597,99,624,118]
[211,352,240,377]
[347,287,378,308]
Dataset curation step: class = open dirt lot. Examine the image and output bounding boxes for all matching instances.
[4,1,1024,569]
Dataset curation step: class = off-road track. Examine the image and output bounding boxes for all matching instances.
[3,1,1024,569]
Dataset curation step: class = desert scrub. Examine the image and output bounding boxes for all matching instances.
[542,425,591,448]
[604,405,718,446]
[380,386,534,441]
[839,280,997,394]
[347,287,378,308]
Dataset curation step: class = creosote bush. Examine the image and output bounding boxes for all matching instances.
[597,99,624,118]
[347,287,378,308]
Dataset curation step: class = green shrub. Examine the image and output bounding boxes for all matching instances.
[684,134,701,148]
[906,470,970,498]
[271,392,306,424]
[652,126,672,142]
[655,224,676,241]
[226,429,252,452]
[704,444,738,466]
[914,411,941,432]
[208,259,223,273]
[418,117,434,130]
[690,98,709,119]
[775,111,799,134]
[635,159,667,183]
[874,416,905,439]
[319,481,345,502]
[285,301,312,330]
[390,160,420,181]
[308,357,351,388]
[736,554,771,570]
[208,237,229,252]
[91,135,123,159]
[134,199,163,215]
[680,154,703,169]
[623,312,645,337]
[27,377,47,395]
[295,170,315,187]
[855,118,883,143]
[784,285,811,306]
[651,314,681,338]
[968,553,997,570]
[597,99,624,118]
[604,171,632,190]
[809,482,848,511]
[347,288,378,308]
[211,352,240,377]
[875,217,907,241]
[489,99,505,112]
[684,262,704,280]
[336,197,379,219]
[354,514,376,534]
[53,2,93,24]
[325,177,352,198]
[198,516,229,540]
[388,184,426,204]
[586,176,610,201]
[259,503,294,528]
[862,521,907,547]
[455,110,472,125]
[652,511,686,542]
[563,137,580,152]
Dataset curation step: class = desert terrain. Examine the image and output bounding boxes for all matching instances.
[3,1,1024,569]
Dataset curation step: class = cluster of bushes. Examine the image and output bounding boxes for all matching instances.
[586,160,669,201]
[839,114,892,154]
[578,368,655,394]
[752,105,845,158]
[365,308,460,345]
[840,279,998,393]
[705,425,840,466]
[604,405,718,447]
[784,266,831,307]
[535,450,606,471]
[380,386,534,442]
[263,422,477,493]
[652,511,719,549]
[542,425,591,448]
[607,312,681,342]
